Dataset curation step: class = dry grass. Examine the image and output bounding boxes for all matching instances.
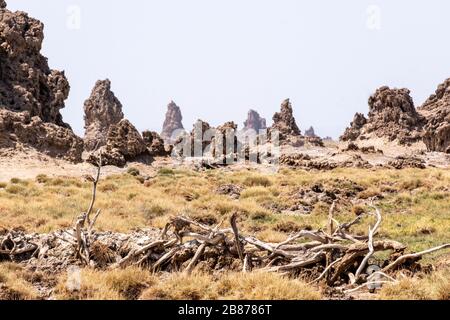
[378,268,450,300]
[140,271,322,300]
[53,268,321,300]
[0,263,39,300]
[54,267,155,300]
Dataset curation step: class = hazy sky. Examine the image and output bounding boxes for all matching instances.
[7,0,450,138]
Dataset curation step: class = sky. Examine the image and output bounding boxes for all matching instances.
[7,0,450,139]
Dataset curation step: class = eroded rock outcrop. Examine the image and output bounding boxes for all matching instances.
[210,121,239,161]
[419,79,450,153]
[270,99,303,146]
[83,80,124,151]
[0,3,70,126]
[341,87,425,144]
[341,113,367,141]
[0,109,83,162]
[142,130,170,157]
[0,2,82,161]
[161,100,184,144]
[305,126,317,137]
[88,119,148,167]
[243,109,266,132]
[173,119,212,157]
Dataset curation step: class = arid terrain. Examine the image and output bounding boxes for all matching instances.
[1,1,449,301]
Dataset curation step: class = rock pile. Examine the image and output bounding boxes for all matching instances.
[341,87,425,144]
[83,80,124,151]
[0,2,82,161]
[419,78,450,153]
[161,100,184,144]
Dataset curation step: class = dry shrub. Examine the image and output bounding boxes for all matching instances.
[140,271,321,300]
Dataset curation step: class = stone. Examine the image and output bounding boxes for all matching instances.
[83,79,124,151]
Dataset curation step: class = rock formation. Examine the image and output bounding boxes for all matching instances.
[83,80,124,151]
[0,2,82,161]
[305,126,317,137]
[88,119,148,167]
[341,113,367,141]
[270,99,303,146]
[418,78,450,153]
[272,99,301,136]
[142,130,170,156]
[0,1,70,126]
[243,109,266,132]
[161,100,184,144]
[173,119,213,157]
[0,109,83,162]
[210,121,239,160]
[341,87,425,144]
